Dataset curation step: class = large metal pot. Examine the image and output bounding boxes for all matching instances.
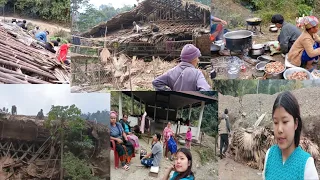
[223,30,253,51]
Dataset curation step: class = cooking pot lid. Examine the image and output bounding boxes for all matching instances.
[252,44,264,49]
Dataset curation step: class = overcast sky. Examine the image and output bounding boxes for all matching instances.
[88,0,137,9]
[0,85,110,116]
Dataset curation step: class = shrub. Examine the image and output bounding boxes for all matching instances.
[63,152,99,180]
[297,4,313,17]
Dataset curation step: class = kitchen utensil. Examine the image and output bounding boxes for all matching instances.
[246,18,262,26]
[223,30,253,52]
[283,67,313,80]
[256,61,268,71]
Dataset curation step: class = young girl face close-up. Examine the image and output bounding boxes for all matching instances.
[273,106,298,150]
[174,151,190,173]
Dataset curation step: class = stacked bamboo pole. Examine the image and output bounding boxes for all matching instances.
[0,24,70,84]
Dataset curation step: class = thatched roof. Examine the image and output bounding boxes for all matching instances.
[81,0,211,37]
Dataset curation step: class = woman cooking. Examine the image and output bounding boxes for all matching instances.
[287,16,320,71]
[263,91,318,180]
[110,111,135,171]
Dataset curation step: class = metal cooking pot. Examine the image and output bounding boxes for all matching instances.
[223,30,253,52]
[211,44,220,51]
[269,27,278,32]
[249,44,265,58]
[249,49,265,59]
[211,44,220,55]
[252,44,264,49]
[256,61,267,72]
[246,18,262,26]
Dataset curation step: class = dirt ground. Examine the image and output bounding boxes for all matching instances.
[218,157,262,180]
[110,135,218,180]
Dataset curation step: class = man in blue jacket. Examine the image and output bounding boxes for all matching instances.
[35,31,49,43]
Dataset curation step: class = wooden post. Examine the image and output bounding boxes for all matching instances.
[104,26,107,48]
[129,62,132,91]
[166,107,169,122]
[139,99,142,114]
[119,92,123,119]
[154,103,156,123]
[60,118,65,180]
[85,59,88,76]
[203,11,206,26]
[131,91,134,114]
[188,104,192,120]
[98,66,101,87]
[196,101,205,142]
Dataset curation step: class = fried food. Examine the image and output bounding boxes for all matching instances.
[265,61,285,74]
[288,71,309,80]
[247,18,261,22]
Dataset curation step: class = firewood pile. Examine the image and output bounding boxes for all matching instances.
[0,23,70,84]
[228,127,320,170]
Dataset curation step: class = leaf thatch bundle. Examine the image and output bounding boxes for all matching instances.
[229,127,319,170]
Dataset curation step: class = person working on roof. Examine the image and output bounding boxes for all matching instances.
[57,40,71,65]
[133,21,141,33]
[44,42,56,53]
[51,38,61,47]
[152,44,211,91]
[270,14,301,54]
[17,20,27,30]
[35,31,49,43]
[151,23,159,32]
[29,26,40,36]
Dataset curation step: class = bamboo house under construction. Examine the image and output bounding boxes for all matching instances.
[80,0,212,59]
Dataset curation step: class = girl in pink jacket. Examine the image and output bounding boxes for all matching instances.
[185,127,192,149]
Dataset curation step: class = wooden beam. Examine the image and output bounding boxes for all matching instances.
[20,144,35,161]
[203,10,206,25]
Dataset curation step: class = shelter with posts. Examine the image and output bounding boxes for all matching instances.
[80,0,212,59]
[117,91,217,143]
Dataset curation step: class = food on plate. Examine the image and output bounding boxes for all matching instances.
[287,71,309,80]
[265,61,285,74]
